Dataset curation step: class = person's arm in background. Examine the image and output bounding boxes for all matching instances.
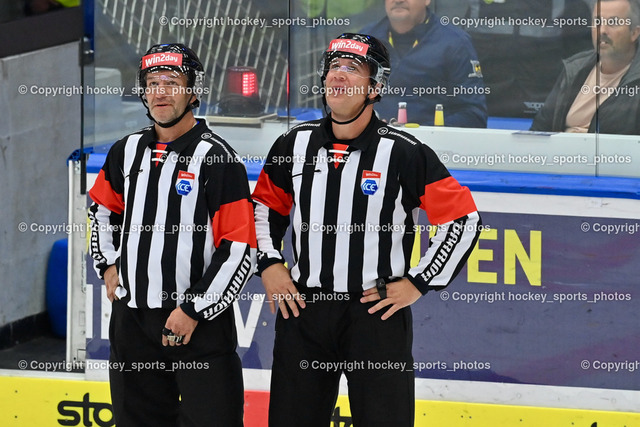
[530,71,566,132]
[443,34,488,128]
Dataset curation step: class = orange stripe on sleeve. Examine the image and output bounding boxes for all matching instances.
[212,199,257,248]
[251,171,293,217]
[88,170,125,214]
[420,176,477,225]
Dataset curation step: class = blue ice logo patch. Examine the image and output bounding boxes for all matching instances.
[361,170,381,196]
[176,180,192,196]
[361,180,378,196]
[175,171,195,196]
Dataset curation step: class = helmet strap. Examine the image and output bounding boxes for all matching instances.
[322,86,378,126]
[146,105,192,128]
[142,95,196,128]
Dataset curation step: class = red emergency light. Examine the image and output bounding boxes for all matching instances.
[225,66,259,98]
[219,66,263,116]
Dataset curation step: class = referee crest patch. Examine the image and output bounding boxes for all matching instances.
[175,170,195,196]
[361,170,381,196]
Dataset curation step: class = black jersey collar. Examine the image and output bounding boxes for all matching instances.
[140,119,209,153]
[319,112,386,153]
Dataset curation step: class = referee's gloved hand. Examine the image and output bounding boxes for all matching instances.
[261,263,306,319]
[361,278,421,321]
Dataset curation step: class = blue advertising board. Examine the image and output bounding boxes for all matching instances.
[84,175,640,391]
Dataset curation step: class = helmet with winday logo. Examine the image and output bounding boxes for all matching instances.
[136,43,205,127]
[317,33,391,125]
[318,33,391,97]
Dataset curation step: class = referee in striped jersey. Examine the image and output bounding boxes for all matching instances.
[253,33,481,426]
[88,44,256,426]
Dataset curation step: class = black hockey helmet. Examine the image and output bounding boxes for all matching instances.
[317,33,391,125]
[137,43,205,110]
[318,33,391,96]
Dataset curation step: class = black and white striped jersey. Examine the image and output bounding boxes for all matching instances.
[88,120,257,320]
[252,114,480,294]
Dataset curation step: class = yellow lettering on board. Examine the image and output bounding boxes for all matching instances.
[467,228,498,284]
[504,230,541,286]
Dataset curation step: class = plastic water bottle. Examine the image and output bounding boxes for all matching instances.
[434,104,444,126]
[397,102,407,124]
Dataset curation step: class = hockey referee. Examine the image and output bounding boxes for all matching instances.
[88,43,256,426]
[252,33,481,426]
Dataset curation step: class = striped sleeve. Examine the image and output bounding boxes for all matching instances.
[404,142,481,294]
[251,135,294,274]
[180,152,257,321]
[88,142,126,279]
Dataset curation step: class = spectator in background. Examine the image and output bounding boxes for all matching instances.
[531,0,640,134]
[362,0,487,127]
[463,0,592,118]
